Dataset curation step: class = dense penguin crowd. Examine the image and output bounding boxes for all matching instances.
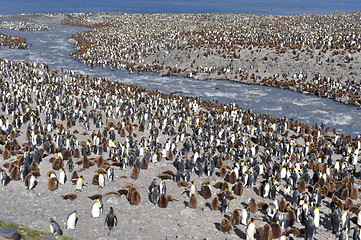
[0,58,361,239]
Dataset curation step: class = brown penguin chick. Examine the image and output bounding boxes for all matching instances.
[340,187,350,200]
[213,181,223,189]
[221,181,229,191]
[124,182,135,188]
[166,149,174,160]
[131,165,139,180]
[96,168,107,174]
[158,173,172,180]
[257,224,272,240]
[119,127,126,137]
[345,197,354,208]
[234,181,244,196]
[82,156,93,168]
[48,177,58,191]
[141,157,148,169]
[88,194,103,200]
[92,174,99,185]
[177,180,189,187]
[30,160,39,172]
[216,158,223,168]
[202,183,212,199]
[257,201,269,211]
[73,148,80,158]
[331,196,344,211]
[2,148,10,160]
[297,179,306,193]
[62,193,77,201]
[138,121,145,132]
[288,208,297,226]
[10,166,19,181]
[308,158,315,170]
[52,157,63,170]
[62,149,71,160]
[279,198,287,212]
[284,228,301,237]
[106,191,121,197]
[167,195,177,202]
[350,187,359,200]
[29,170,40,177]
[211,197,219,211]
[118,188,129,196]
[130,189,141,205]
[188,194,198,209]
[220,218,232,233]
[219,166,227,178]
[159,194,168,208]
[71,171,79,183]
[161,170,174,176]
[270,222,282,239]
[249,198,258,213]
[126,187,137,200]
[96,156,104,167]
[228,171,237,184]
[230,209,241,225]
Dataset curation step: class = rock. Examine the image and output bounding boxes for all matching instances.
[67,38,77,44]
[0,227,21,240]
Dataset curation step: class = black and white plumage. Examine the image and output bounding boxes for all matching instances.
[105,207,118,230]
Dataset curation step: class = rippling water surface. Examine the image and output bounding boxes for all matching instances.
[0,21,360,136]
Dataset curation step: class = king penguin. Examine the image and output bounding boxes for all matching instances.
[92,198,103,218]
[66,211,78,229]
[105,207,117,230]
[246,218,256,240]
[58,168,67,185]
[49,218,62,235]
[305,214,316,240]
[353,226,361,240]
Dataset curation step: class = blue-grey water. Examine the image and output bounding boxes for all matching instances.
[0,0,360,15]
[0,22,360,136]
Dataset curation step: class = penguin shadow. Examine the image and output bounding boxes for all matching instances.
[214,222,221,231]
[223,214,230,221]
[205,202,211,210]
[252,186,259,195]
[233,226,245,239]
[319,215,331,230]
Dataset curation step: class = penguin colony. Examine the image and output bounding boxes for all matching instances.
[0,56,361,239]
[0,32,28,49]
[61,12,361,108]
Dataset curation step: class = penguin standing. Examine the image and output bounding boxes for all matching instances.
[58,168,67,185]
[75,175,84,191]
[331,207,341,234]
[305,214,316,240]
[49,218,62,235]
[98,173,105,188]
[241,205,250,225]
[66,211,78,229]
[107,167,114,181]
[314,206,320,228]
[339,227,348,240]
[246,218,256,240]
[105,207,117,230]
[92,198,103,218]
[353,226,361,240]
